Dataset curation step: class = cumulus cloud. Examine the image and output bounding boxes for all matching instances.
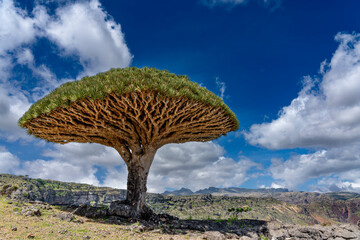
[45,0,132,77]
[0,0,36,54]
[0,0,36,141]
[13,143,121,185]
[1,141,258,192]
[42,143,121,167]
[309,175,360,193]
[269,141,360,189]
[103,142,260,193]
[17,159,100,185]
[0,0,132,142]
[245,33,360,150]
[245,32,360,190]
[0,85,32,141]
[0,146,20,174]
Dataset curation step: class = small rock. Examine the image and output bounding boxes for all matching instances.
[82,235,91,239]
[151,229,162,234]
[238,237,253,240]
[59,230,68,234]
[11,227,17,231]
[203,231,226,240]
[54,212,75,222]
[73,218,84,224]
[21,206,41,217]
[27,233,35,239]
[225,233,240,239]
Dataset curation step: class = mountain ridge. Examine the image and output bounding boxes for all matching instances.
[162,186,290,196]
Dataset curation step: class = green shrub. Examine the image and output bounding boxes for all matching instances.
[227,206,252,221]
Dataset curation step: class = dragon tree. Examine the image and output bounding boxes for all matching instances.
[19,67,238,219]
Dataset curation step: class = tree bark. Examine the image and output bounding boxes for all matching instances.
[125,149,156,219]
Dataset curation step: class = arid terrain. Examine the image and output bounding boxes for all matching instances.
[1,174,360,239]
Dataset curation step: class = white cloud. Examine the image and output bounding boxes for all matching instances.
[270,182,285,189]
[102,142,259,193]
[7,141,258,193]
[17,159,100,185]
[0,0,37,141]
[13,143,122,185]
[45,0,132,77]
[42,143,121,167]
[101,166,128,190]
[245,32,360,191]
[1,129,258,193]
[0,147,20,174]
[216,77,226,99]
[268,136,360,191]
[245,33,360,150]
[0,0,132,142]
[307,173,360,193]
[0,85,32,142]
[0,0,36,54]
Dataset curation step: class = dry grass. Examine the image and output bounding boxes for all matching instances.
[0,197,204,240]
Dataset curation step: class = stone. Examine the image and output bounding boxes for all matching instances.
[108,201,132,218]
[203,231,226,240]
[73,204,108,218]
[224,232,240,239]
[238,237,253,240]
[27,233,35,239]
[333,228,358,239]
[11,227,17,231]
[21,206,41,217]
[54,212,75,222]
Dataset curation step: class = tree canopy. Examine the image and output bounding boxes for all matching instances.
[19,67,238,128]
[19,67,238,150]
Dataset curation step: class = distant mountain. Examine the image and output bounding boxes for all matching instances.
[163,188,194,196]
[162,186,289,196]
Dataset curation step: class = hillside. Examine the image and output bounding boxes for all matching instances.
[1,174,360,226]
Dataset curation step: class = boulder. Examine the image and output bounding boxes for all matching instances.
[73,204,108,218]
[108,201,133,218]
[21,206,41,217]
[54,212,75,222]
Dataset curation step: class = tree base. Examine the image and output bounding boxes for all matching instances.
[109,200,157,221]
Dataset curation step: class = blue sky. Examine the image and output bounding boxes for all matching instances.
[1,0,360,193]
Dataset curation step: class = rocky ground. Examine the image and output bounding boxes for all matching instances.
[2,173,360,226]
[1,174,360,239]
[1,196,359,240]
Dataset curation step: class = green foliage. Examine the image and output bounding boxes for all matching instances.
[18,67,238,129]
[0,184,18,195]
[227,206,252,222]
[35,178,45,186]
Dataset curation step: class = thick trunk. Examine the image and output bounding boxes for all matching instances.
[125,149,155,219]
